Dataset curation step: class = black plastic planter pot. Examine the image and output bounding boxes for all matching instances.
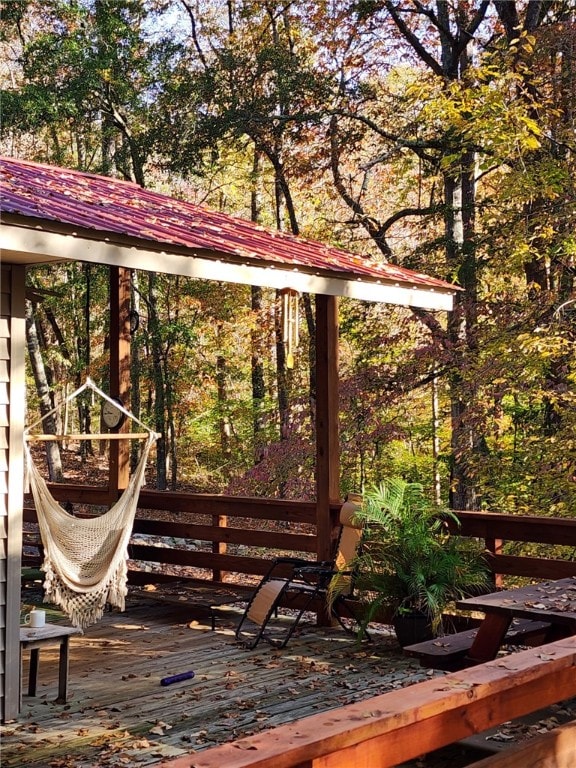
[393,611,433,647]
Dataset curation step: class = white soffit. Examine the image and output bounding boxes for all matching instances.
[1,224,455,311]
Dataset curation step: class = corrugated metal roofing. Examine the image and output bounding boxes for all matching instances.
[0,156,456,295]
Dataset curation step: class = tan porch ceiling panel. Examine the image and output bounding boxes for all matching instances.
[0,156,457,311]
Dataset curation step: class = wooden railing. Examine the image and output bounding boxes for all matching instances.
[23,487,328,586]
[23,487,576,586]
[449,511,576,582]
[21,490,576,768]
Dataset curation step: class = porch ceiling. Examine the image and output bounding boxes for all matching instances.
[0,156,457,311]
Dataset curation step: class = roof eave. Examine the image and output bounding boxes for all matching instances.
[0,217,456,311]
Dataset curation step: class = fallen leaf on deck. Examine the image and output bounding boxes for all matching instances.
[127,738,152,749]
[486,732,515,741]
[149,720,173,735]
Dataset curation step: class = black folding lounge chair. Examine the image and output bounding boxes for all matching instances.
[235,494,363,649]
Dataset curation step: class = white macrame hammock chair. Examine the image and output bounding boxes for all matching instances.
[24,379,158,630]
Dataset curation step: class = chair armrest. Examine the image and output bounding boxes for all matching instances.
[261,556,321,580]
[295,567,351,577]
[273,557,317,566]
[293,565,346,587]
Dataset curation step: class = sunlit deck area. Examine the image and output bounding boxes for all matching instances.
[5,590,441,768]
[5,585,576,768]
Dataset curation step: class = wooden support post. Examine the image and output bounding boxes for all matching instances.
[212,514,227,582]
[5,265,26,720]
[109,266,131,495]
[486,537,503,587]
[315,295,340,624]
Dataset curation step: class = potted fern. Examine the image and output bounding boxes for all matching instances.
[336,478,491,647]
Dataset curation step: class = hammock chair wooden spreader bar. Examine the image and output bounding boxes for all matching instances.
[24,376,161,442]
[26,433,152,441]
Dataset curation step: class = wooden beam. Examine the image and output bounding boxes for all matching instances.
[468,720,576,768]
[43,486,320,522]
[156,638,576,768]
[487,554,576,579]
[2,223,456,311]
[448,512,576,546]
[26,432,150,441]
[316,296,340,626]
[314,294,340,569]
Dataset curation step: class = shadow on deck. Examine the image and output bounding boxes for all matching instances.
[5,588,438,768]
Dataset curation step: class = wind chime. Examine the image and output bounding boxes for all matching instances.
[281,288,300,369]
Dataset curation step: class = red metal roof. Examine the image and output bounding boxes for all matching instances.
[0,156,455,293]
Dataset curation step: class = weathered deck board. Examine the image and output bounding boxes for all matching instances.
[173,638,576,768]
[4,593,437,768]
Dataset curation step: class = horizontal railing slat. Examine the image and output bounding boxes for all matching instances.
[132,518,316,551]
[128,545,301,576]
[449,511,576,546]
[23,493,576,584]
[487,553,576,579]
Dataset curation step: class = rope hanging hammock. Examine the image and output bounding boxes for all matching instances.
[24,378,159,630]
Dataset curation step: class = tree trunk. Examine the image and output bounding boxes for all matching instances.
[250,149,267,463]
[272,165,291,485]
[445,155,480,511]
[251,285,266,462]
[216,343,232,468]
[164,351,178,489]
[78,263,93,461]
[25,301,63,481]
[129,270,142,472]
[148,272,167,489]
[303,293,316,427]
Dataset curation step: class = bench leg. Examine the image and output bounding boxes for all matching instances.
[28,648,40,697]
[467,613,512,663]
[56,637,70,704]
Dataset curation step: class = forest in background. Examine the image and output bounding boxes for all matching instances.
[1,0,575,515]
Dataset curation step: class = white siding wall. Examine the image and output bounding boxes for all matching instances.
[0,265,26,722]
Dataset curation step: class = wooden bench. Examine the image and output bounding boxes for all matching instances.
[403,618,551,670]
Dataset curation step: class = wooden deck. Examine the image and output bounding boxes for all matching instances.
[3,590,440,768]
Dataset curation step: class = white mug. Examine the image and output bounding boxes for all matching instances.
[24,608,46,628]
